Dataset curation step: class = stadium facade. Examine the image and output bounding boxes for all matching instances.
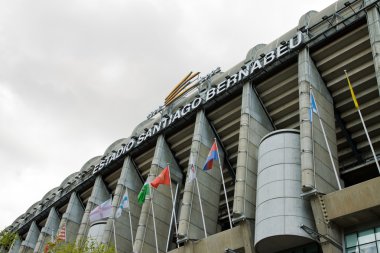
[3,0,380,252]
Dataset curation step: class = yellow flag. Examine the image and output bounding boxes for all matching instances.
[344,70,359,109]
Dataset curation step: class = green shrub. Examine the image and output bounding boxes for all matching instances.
[44,239,115,253]
[0,230,18,251]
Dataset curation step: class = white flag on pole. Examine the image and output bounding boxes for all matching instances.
[115,190,130,218]
[89,198,113,222]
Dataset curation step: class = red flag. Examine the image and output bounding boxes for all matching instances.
[203,141,218,171]
[150,166,171,188]
[56,224,66,241]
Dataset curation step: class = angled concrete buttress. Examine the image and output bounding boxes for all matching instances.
[76,176,110,243]
[59,192,84,243]
[34,208,60,253]
[101,156,143,253]
[18,222,40,253]
[133,135,183,253]
[177,110,225,241]
[8,238,21,253]
[298,48,341,193]
[365,0,380,95]
[298,48,342,253]
[233,82,274,222]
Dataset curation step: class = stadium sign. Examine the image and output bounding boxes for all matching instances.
[93,31,303,174]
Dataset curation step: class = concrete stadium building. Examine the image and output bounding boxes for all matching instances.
[4,0,380,252]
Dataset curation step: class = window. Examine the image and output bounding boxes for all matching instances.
[345,227,380,253]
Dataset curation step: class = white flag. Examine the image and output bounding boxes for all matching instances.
[188,164,197,182]
[115,190,130,218]
[89,198,113,222]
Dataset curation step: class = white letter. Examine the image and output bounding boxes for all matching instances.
[290,31,302,49]
[264,51,276,66]
[217,81,226,94]
[206,88,216,101]
[277,44,288,58]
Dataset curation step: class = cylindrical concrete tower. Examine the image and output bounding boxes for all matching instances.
[255,129,315,253]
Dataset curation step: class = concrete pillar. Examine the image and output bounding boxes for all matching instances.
[101,156,143,253]
[59,192,84,243]
[233,83,273,221]
[133,135,183,253]
[365,0,380,95]
[177,110,224,241]
[34,208,60,253]
[76,176,110,243]
[8,238,21,253]
[310,194,342,253]
[299,49,342,253]
[299,48,315,192]
[19,222,40,253]
[298,48,341,193]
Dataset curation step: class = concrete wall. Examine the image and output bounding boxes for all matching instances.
[133,135,183,253]
[8,239,21,253]
[77,176,110,243]
[178,110,224,241]
[169,221,255,253]
[255,130,315,253]
[233,82,273,221]
[34,208,60,253]
[101,156,143,253]
[59,192,84,243]
[298,48,341,193]
[365,0,380,95]
[19,222,39,253]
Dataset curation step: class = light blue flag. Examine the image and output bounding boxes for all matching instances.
[309,92,318,122]
[115,190,130,218]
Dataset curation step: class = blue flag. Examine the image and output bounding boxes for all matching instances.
[309,92,318,122]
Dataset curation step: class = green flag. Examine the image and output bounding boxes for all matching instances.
[138,183,150,205]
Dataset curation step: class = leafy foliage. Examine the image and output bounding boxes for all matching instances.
[45,239,115,253]
[0,230,18,251]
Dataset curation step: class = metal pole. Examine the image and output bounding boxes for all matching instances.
[112,219,118,253]
[150,187,159,253]
[166,183,179,252]
[309,87,317,189]
[214,139,233,229]
[311,90,342,190]
[357,109,380,173]
[141,190,152,253]
[167,165,179,242]
[194,167,207,238]
[127,209,134,245]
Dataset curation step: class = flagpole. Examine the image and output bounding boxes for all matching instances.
[344,70,380,173]
[166,164,179,247]
[112,219,118,253]
[357,109,380,172]
[310,91,317,189]
[150,186,159,253]
[194,165,207,238]
[166,183,179,252]
[120,188,134,245]
[141,187,152,253]
[214,139,233,229]
[128,208,134,245]
[310,90,342,190]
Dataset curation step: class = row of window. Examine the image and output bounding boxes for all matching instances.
[346,227,380,253]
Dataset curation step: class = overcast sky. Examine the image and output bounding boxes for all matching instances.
[0,0,335,230]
